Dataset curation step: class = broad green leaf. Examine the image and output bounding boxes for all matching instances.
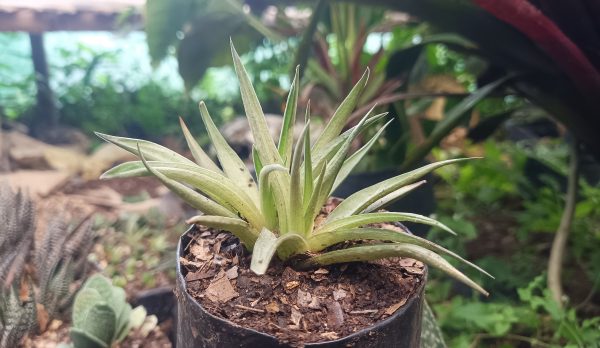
[259,164,287,231]
[331,119,392,193]
[80,304,116,345]
[363,180,427,213]
[137,151,236,218]
[328,158,477,221]
[316,212,456,235]
[307,227,491,277]
[279,66,299,166]
[290,122,310,234]
[198,102,259,206]
[178,117,222,173]
[186,215,258,249]
[71,328,109,348]
[145,0,192,63]
[95,132,195,165]
[250,228,309,275]
[73,288,103,328]
[298,243,488,296]
[312,68,369,154]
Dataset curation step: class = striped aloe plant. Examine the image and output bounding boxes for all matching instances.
[97,41,491,295]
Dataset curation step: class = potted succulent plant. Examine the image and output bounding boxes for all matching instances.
[97,42,490,347]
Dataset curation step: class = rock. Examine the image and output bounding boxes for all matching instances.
[0,170,70,197]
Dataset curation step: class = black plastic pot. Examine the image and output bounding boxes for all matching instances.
[132,287,177,345]
[175,227,427,348]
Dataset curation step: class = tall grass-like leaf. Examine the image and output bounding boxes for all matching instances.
[186,215,257,249]
[290,122,310,234]
[363,181,427,213]
[307,227,491,277]
[231,40,291,234]
[137,148,235,218]
[312,69,369,153]
[95,132,195,165]
[259,164,287,231]
[298,243,489,296]
[304,161,327,233]
[303,106,313,212]
[316,212,456,235]
[279,66,300,166]
[198,102,259,206]
[252,147,263,176]
[328,158,477,221]
[178,117,222,173]
[331,119,392,192]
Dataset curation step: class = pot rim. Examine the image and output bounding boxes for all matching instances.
[176,225,428,346]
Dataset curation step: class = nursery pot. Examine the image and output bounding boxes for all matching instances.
[175,227,427,348]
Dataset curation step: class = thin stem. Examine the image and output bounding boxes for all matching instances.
[547,138,580,308]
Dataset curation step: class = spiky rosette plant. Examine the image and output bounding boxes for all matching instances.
[97,41,491,295]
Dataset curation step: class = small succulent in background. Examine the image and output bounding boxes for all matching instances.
[0,283,37,348]
[0,183,35,288]
[98,42,491,295]
[70,274,149,348]
[0,183,95,343]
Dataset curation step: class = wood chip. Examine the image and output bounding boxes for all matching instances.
[290,307,302,327]
[226,266,239,279]
[185,270,215,282]
[190,241,212,261]
[265,302,280,313]
[205,275,238,303]
[332,289,347,301]
[326,301,344,329]
[320,332,339,340]
[403,266,424,275]
[384,298,408,315]
[284,280,300,291]
[314,268,329,274]
[296,289,312,307]
[399,258,416,267]
[179,257,203,268]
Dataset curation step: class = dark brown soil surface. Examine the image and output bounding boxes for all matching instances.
[180,224,425,346]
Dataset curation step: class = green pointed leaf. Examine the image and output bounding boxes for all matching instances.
[186,215,258,249]
[279,66,300,166]
[95,132,195,165]
[179,116,222,173]
[298,243,488,296]
[316,212,456,235]
[137,151,237,218]
[303,106,313,212]
[312,68,369,153]
[363,180,427,213]
[250,228,309,275]
[102,159,263,228]
[259,164,287,231]
[331,119,392,193]
[290,121,310,234]
[231,40,290,233]
[252,146,263,176]
[307,227,491,277]
[328,158,477,222]
[198,101,259,206]
[304,161,327,233]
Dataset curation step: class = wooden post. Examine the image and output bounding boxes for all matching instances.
[29,33,58,139]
